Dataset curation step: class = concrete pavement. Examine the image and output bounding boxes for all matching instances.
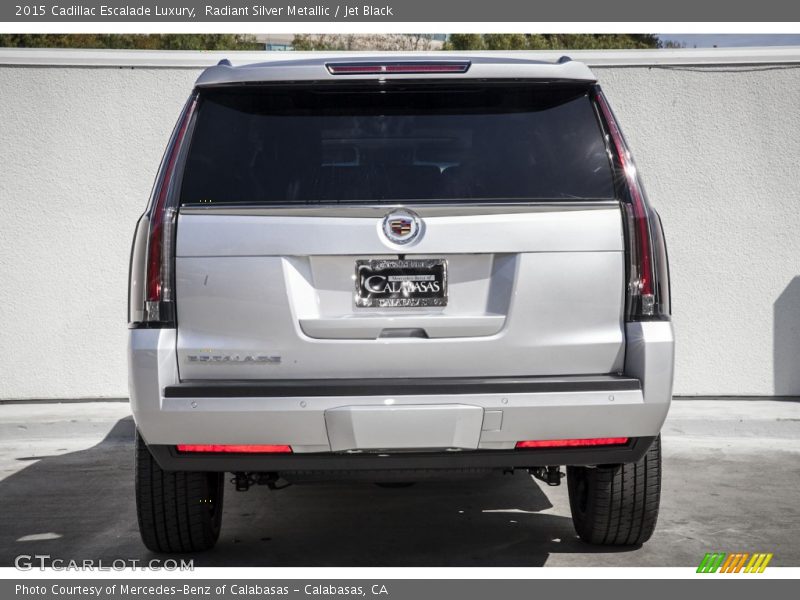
[0,399,798,567]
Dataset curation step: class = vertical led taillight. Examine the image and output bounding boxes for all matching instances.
[593,88,670,321]
[143,96,197,325]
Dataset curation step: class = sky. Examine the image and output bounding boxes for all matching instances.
[658,34,800,47]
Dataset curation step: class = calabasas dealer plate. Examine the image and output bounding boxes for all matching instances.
[355,259,448,308]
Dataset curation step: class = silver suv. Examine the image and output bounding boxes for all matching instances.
[128,55,673,553]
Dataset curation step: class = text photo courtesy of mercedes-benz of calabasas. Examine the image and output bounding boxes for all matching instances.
[128,54,673,553]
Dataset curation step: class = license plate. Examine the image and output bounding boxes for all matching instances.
[355,259,448,308]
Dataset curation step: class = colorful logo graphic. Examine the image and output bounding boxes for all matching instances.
[381,209,422,245]
[390,219,413,236]
[697,552,773,573]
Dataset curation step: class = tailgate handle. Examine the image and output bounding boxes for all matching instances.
[378,328,429,339]
[299,314,505,339]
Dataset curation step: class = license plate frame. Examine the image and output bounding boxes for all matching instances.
[355,258,448,308]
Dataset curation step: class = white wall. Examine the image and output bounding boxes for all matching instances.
[1,48,799,399]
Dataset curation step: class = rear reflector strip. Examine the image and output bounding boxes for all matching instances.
[327,62,470,75]
[176,444,292,454]
[515,438,629,449]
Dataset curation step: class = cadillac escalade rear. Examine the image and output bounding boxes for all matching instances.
[128,55,674,553]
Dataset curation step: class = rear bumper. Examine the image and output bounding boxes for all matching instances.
[129,321,673,469]
[148,436,656,473]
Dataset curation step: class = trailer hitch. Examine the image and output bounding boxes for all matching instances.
[530,466,565,486]
[231,472,291,491]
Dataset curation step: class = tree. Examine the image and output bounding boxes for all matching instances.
[0,33,664,52]
[482,34,530,50]
[445,34,486,51]
[444,34,661,50]
[0,34,262,50]
[292,34,438,51]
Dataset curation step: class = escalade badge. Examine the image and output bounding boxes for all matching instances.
[187,354,281,364]
[382,209,422,245]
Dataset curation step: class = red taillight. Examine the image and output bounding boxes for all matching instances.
[144,97,196,322]
[515,438,629,449]
[595,90,660,318]
[327,61,470,75]
[176,444,293,454]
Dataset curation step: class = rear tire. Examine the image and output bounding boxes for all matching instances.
[566,435,661,546]
[135,431,224,553]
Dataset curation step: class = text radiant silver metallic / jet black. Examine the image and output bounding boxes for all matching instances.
[128,54,674,553]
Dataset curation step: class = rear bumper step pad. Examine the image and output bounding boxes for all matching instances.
[164,375,641,398]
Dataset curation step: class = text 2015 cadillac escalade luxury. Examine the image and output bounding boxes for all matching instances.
[128,55,674,553]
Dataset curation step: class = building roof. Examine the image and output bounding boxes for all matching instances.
[3,47,800,69]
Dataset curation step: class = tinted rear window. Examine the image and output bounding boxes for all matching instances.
[179,83,614,205]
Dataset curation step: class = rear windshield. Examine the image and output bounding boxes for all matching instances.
[179,83,614,205]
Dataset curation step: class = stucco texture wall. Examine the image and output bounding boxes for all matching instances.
[0,66,197,399]
[1,54,799,398]
[594,65,800,395]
